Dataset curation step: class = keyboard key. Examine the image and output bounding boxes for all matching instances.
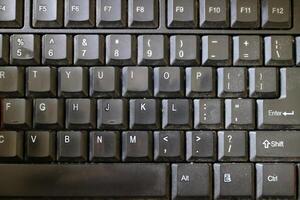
[106,35,136,65]
[154,131,184,162]
[202,35,231,66]
[297,37,300,66]
[186,131,216,162]
[170,35,200,66]
[162,99,192,130]
[265,36,294,66]
[218,67,247,98]
[66,99,96,129]
[167,0,197,28]
[256,163,296,199]
[214,163,254,199]
[128,0,158,28]
[218,131,248,161]
[194,99,224,129]
[250,131,300,162]
[0,131,23,162]
[33,98,64,129]
[96,0,126,28]
[262,0,291,29]
[225,99,255,129]
[233,35,262,66]
[137,35,168,66]
[32,0,63,28]
[89,131,120,162]
[0,164,169,198]
[42,34,72,65]
[58,67,88,97]
[200,0,229,28]
[122,67,152,97]
[129,99,159,129]
[231,0,259,28]
[65,0,95,27]
[0,67,24,97]
[26,131,56,162]
[122,131,152,162]
[0,34,9,64]
[0,0,23,28]
[1,99,32,129]
[186,67,216,97]
[172,164,212,199]
[74,35,104,65]
[57,131,88,162]
[97,99,128,130]
[154,67,184,97]
[249,67,279,98]
[10,34,40,65]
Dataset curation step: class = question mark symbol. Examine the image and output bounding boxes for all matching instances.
[227,135,233,143]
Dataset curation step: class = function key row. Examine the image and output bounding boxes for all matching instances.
[1,34,299,66]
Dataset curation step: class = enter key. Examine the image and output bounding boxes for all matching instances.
[257,68,300,129]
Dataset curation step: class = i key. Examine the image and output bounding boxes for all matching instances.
[0,0,23,28]
[65,0,95,27]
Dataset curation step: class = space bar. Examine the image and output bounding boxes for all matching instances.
[0,163,169,199]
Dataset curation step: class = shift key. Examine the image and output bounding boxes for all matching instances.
[250,131,300,162]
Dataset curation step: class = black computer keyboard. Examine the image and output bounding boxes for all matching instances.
[0,0,300,199]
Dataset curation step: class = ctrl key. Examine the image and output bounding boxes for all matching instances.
[0,131,23,162]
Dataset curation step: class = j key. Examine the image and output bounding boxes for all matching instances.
[186,67,215,97]
[57,131,87,162]
[194,99,224,129]
[10,34,40,65]
[58,67,88,97]
[297,37,300,66]
[26,131,56,162]
[265,36,294,66]
[186,131,216,162]
[137,35,168,66]
[32,0,63,28]
[130,99,159,129]
[122,131,152,162]
[106,35,136,65]
[90,67,120,97]
[249,131,300,162]
[162,99,192,130]
[154,131,184,162]
[42,34,72,65]
[214,163,254,199]
[172,164,212,199]
[202,35,231,66]
[122,67,152,97]
[97,99,128,130]
[96,0,126,28]
[66,99,96,129]
[74,35,104,65]
[0,131,23,162]
[249,68,279,98]
[262,0,291,29]
[1,99,32,129]
[218,67,247,98]
[89,131,120,162]
[218,131,248,162]
[154,67,184,97]
[233,35,262,66]
[256,163,296,199]
[26,67,56,97]
[167,0,197,28]
[0,34,9,65]
[225,99,255,129]
[0,0,23,28]
[231,0,260,28]
[170,35,200,66]
[0,67,24,97]
[200,0,229,28]
[65,0,95,27]
[33,99,64,129]
[128,0,158,28]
